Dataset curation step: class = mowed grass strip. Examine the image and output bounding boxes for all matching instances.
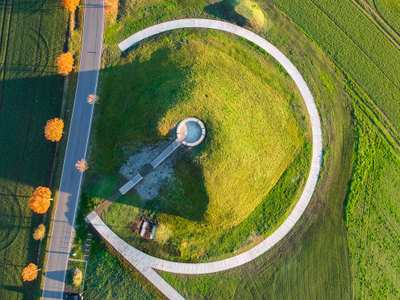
[0,0,67,299]
[92,31,309,261]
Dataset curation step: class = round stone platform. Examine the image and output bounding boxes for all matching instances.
[176,117,206,147]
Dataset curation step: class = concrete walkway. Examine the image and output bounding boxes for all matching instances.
[90,19,323,299]
[151,140,182,169]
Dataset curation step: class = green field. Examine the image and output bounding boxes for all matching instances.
[268,0,400,296]
[375,0,400,35]
[88,30,310,261]
[270,0,400,133]
[345,87,400,298]
[0,0,67,299]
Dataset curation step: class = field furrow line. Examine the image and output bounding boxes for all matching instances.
[0,0,9,117]
[359,0,400,40]
[350,0,400,50]
[307,0,400,94]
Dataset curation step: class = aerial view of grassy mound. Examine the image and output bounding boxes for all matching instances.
[89,30,310,261]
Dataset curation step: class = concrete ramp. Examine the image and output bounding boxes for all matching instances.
[151,140,181,169]
[119,173,143,195]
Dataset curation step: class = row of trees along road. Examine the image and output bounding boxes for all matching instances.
[22,0,96,283]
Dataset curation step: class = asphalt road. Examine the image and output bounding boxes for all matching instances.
[41,1,104,299]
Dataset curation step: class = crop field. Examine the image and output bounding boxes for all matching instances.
[345,86,400,298]
[373,0,400,36]
[89,30,310,262]
[270,0,400,133]
[0,0,67,299]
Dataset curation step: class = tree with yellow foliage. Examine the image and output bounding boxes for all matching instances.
[44,118,64,142]
[87,94,99,104]
[75,159,88,172]
[62,0,80,11]
[33,224,46,241]
[105,0,118,23]
[29,187,52,214]
[56,52,74,76]
[22,263,40,282]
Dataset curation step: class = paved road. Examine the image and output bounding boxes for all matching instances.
[42,1,104,299]
[88,19,323,300]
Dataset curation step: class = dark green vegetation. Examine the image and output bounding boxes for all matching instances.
[0,0,67,299]
[65,260,86,292]
[90,30,310,261]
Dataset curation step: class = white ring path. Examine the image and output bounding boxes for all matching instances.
[87,18,323,299]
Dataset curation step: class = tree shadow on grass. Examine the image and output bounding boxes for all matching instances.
[204,0,249,27]
[88,46,212,223]
[145,151,209,223]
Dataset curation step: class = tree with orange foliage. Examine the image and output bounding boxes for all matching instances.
[56,52,74,76]
[22,263,40,282]
[87,94,99,104]
[105,0,118,23]
[44,118,64,142]
[29,187,52,214]
[62,0,80,11]
[75,159,88,172]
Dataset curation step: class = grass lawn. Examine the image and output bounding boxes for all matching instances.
[89,29,310,261]
[84,240,165,300]
[0,0,67,299]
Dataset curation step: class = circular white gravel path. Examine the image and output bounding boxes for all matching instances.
[87,18,322,299]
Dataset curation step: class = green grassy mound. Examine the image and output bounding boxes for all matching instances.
[91,30,310,261]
